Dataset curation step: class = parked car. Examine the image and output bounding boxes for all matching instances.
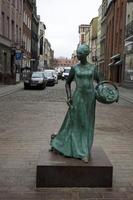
[43,70,55,86]
[62,67,71,80]
[24,71,47,89]
[57,70,63,80]
[55,67,63,80]
[50,69,58,84]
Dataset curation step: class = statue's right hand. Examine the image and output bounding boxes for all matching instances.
[66,98,72,106]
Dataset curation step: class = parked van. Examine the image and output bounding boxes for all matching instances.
[62,67,71,80]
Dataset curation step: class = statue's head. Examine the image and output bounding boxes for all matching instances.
[76,44,90,56]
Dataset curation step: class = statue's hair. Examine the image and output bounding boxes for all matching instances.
[76,44,90,55]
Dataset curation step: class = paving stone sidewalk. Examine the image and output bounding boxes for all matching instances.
[0,82,23,97]
[118,86,133,104]
[0,81,133,199]
[0,82,133,103]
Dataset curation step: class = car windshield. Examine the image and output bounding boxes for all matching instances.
[44,71,53,77]
[64,68,70,73]
[32,72,43,78]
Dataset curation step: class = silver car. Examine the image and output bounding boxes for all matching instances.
[43,70,55,86]
[24,71,47,89]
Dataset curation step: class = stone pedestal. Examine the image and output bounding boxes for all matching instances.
[36,147,113,188]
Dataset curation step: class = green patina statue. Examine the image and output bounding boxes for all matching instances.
[50,44,100,163]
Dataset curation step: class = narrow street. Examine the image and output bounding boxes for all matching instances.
[0,80,133,200]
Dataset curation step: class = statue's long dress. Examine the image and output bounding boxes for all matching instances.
[51,64,100,159]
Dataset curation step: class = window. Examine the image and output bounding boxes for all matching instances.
[81,34,85,43]
[115,33,118,49]
[17,0,19,10]
[120,2,123,21]
[16,25,18,42]
[25,14,27,25]
[19,28,21,41]
[3,52,7,72]
[119,29,122,48]
[12,0,15,6]
[23,34,25,48]
[7,17,10,38]
[1,12,5,35]
[27,17,29,28]
[29,19,31,29]
[127,14,130,24]
[11,20,15,41]
[116,8,119,27]
[25,36,27,50]
[20,0,22,13]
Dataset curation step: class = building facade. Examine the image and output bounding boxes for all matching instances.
[124,0,133,88]
[71,50,78,65]
[97,5,102,67]
[38,21,46,70]
[22,0,32,69]
[43,38,54,68]
[89,17,98,64]
[53,57,72,67]
[31,0,39,72]
[0,0,23,84]
[99,0,110,78]
[78,24,90,44]
[105,0,127,84]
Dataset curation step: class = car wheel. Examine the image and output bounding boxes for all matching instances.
[24,86,28,89]
[42,83,46,89]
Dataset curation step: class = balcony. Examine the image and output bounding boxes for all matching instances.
[125,20,133,38]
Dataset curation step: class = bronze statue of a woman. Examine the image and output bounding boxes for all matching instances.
[50,44,100,162]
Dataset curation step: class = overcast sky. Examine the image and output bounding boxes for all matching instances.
[36,0,102,58]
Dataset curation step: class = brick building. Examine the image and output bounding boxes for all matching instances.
[99,0,109,78]
[105,0,127,84]
[53,57,72,67]
[124,0,133,88]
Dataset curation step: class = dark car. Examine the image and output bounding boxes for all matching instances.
[43,70,55,86]
[24,71,47,89]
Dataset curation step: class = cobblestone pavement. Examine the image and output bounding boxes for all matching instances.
[0,82,23,98]
[0,80,133,200]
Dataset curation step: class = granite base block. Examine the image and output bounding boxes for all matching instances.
[36,146,113,188]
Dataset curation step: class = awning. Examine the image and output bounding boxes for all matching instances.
[114,60,122,66]
[108,62,114,67]
[21,66,31,71]
[108,60,122,67]
[111,54,120,60]
[125,41,133,47]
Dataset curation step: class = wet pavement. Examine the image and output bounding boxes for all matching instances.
[0,80,133,199]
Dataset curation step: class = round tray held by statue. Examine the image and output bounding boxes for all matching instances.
[95,81,119,104]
